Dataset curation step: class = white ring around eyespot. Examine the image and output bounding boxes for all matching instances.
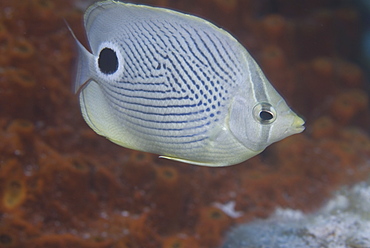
[95,41,125,81]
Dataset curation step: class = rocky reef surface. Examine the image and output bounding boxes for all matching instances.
[222,179,370,248]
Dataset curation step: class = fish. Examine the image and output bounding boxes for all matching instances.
[72,0,305,166]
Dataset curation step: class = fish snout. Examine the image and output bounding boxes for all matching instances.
[291,115,305,133]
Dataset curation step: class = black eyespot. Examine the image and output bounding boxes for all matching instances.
[253,102,277,124]
[98,47,118,74]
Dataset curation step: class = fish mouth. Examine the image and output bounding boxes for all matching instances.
[291,115,305,133]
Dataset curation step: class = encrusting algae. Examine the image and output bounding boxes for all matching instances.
[0,0,369,247]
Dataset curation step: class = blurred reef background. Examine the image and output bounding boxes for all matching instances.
[0,0,369,247]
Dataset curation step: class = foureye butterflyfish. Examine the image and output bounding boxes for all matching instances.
[72,0,305,166]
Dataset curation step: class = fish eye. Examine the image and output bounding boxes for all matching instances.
[253,102,277,124]
[98,47,118,74]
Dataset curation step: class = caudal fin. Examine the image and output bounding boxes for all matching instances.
[65,20,94,94]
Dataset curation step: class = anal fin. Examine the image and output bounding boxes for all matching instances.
[159,155,213,166]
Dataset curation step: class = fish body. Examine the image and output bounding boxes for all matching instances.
[73,0,305,166]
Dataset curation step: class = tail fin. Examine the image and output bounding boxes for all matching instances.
[65,20,94,94]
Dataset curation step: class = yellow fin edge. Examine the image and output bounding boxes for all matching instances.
[159,155,215,166]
